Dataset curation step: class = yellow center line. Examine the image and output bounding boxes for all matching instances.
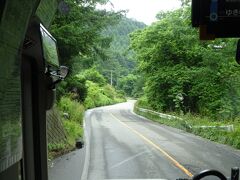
[110,113,193,178]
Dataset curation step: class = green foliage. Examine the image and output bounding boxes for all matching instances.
[118,74,138,97]
[84,81,125,109]
[136,96,151,109]
[51,0,122,67]
[48,143,67,152]
[130,6,240,119]
[54,96,85,152]
[48,97,84,158]
[103,17,146,54]
[56,83,125,153]
[51,1,142,101]
[135,102,240,150]
[84,81,110,108]
[48,0,143,158]
[58,96,85,124]
[63,120,83,145]
[96,18,146,87]
[82,68,106,85]
[57,75,87,102]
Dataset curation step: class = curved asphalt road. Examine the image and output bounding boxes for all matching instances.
[83,101,240,180]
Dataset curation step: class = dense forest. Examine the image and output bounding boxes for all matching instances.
[51,0,122,105]
[99,18,146,96]
[51,0,240,121]
[99,18,145,85]
[48,0,147,151]
[130,3,240,120]
[46,0,240,155]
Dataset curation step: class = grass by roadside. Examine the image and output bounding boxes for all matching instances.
[134,102,240,150]
[48,97,84,160]
[48,90,126,160]
[58,96,84,142]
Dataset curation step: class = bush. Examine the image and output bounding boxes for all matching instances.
[137,96,150,109]
[82,68,106,86]
[118,74,137,97]
[48,143,67,152]
[55,97,84,151]
[63,120,83,145]
[102,84,115,99]
[48,97,85,159]
[52,76,126,158]
[67,75,87,102]
[84,81,126,109]
[58,96,85,124]
[57,75,87,102]
[84,81,112,109]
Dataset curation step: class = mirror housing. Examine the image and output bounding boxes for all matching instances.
[48,66,69,89]
[39,24,69,109]
[58,66,69,79]
[51,65,69,80]
[45,66,69,110]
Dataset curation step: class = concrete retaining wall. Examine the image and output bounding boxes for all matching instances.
[47,107,67,145]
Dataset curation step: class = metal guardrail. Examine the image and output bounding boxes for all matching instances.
[136,107,234,132]
[137,107,183,120]
[192,125,234,132]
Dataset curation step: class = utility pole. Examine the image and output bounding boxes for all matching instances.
[110,70,113,86]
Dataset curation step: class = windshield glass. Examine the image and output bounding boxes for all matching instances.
[0,0,26,173]
[2,1,240,180]
[48,1,240,180]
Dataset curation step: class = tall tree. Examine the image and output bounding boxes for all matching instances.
[97,18,146,87]
[51,0,122,67]
[130,6,240,119]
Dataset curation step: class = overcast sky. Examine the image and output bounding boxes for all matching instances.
[98,0,181,25]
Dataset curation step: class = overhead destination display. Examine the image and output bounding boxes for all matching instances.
[192,0,240,39]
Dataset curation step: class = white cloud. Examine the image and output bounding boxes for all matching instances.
[98,0,181,25]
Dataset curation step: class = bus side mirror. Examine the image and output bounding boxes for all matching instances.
[45,66,69,110]
[59,66,69,79]
[49,65,69,89]
[40,24,69,110]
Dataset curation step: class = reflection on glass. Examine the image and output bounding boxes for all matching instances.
[40,24,59,67]
[0,51,22,172]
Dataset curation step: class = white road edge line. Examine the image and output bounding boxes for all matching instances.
[81,110,92,180]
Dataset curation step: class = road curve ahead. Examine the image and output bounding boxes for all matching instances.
[83,101,240,180]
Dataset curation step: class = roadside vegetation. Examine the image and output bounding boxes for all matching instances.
[130,5,240,120]
[48,69,126,157]
[47,0,144,157]
[130,1,240,150]
[135,99,240,149]
[48,0,240,157]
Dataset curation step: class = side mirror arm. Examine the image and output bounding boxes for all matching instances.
[47,66,69,89]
